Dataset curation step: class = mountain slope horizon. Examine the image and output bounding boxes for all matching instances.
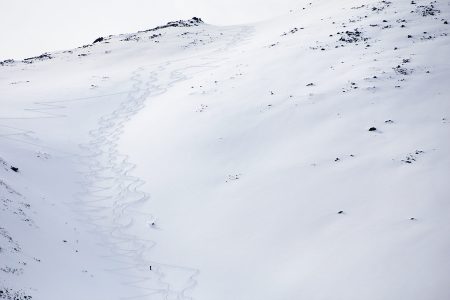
[1,1,449,299]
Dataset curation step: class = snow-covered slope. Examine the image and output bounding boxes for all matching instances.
[1,1,449,299]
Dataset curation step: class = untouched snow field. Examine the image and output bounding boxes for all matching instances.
[1,1,450,299]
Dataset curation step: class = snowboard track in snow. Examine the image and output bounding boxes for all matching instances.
[73,25,254,300]
[0,24,253,299]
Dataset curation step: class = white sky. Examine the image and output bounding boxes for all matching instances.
[0,0,301,60]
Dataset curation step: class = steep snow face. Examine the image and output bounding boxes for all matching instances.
[1,2,450,300]
[0,18,254,299]
[119,2,450,299]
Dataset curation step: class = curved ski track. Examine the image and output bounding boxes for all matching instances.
[74,26,254,300]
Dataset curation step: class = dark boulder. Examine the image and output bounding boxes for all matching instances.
[93,37,104,44]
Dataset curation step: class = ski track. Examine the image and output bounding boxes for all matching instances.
[0,25,252,299]
[74,25,253,300]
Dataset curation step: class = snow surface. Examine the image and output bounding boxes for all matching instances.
[1,1,450,299]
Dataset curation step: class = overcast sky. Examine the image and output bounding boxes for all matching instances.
[0,0,301,60]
